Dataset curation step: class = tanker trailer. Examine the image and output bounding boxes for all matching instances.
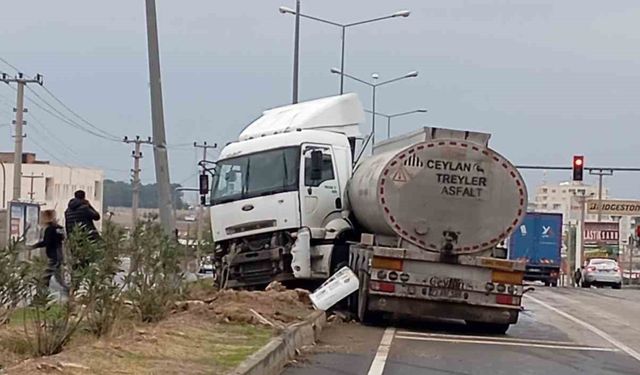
[347,127,527,333]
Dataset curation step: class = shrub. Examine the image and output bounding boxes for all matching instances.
[126,223,185,323]
[0,241,30,325]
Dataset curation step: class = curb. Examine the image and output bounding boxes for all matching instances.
[230,310,326,375]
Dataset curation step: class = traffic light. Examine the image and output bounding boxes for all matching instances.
[572,155,584,181]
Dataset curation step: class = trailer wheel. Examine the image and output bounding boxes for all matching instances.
[466,321,510,335]
[357,271,382,325]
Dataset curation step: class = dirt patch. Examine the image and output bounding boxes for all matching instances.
[2,285,315,375]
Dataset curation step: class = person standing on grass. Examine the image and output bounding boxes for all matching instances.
[64,190,101,241]
[30,209,69,295]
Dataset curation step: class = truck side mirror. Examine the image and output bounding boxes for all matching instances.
[199,173,209,195]
[310,150,323,181]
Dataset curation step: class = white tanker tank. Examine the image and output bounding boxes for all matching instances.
[348,127,527,255]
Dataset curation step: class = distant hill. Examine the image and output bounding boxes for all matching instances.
[104,179,187,209]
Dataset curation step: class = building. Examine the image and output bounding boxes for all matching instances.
[0,152,104,237]
[531,180,639,265]
[532,181,609,223]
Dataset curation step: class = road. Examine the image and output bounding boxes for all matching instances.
[283,287,640,375]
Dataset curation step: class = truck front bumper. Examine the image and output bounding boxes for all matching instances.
[368,294,520,324]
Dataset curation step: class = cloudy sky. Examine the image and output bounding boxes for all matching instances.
[1,0,639,200]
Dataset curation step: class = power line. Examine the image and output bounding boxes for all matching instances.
[0,57,20,72]
[38,84,120,140]
[21,86,120,142]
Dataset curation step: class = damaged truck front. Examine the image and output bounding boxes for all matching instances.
[207,94,364,288]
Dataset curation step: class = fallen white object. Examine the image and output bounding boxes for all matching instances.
[309,266,359,311]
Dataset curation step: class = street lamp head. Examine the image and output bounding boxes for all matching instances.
[371,73,380,80]
[330,68,342,75]
[417,109,428,113]
[404,71,419,78]
[279,6,296,15]
[392,10,411,18]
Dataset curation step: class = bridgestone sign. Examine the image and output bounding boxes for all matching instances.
[586,200,640,216]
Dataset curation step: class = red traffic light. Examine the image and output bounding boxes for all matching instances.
[572,155,584,181]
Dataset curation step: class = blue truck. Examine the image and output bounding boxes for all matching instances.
[508,212,563,287]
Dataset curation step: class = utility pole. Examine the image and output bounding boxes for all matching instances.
[144,0,175,235]
[292,0,301,104]
[1,73,43,201]
[589,169,614,222]
[22,173,44,202]
[124,136,153,230]
[194,141,217,270]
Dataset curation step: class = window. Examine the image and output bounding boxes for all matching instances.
[45,177,54,201]
[304,147,335,187]
[94,181,102,200]
[212,146,300,205]
[542,188,548,193]
[553,204,562,210]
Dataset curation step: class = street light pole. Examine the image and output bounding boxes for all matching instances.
[279,7,410,95]
[365,109,428,139]
[292,0,301,104]
[332,69,418,153]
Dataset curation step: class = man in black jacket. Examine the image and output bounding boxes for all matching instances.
[31,209,69,295]
[64,190,101,241]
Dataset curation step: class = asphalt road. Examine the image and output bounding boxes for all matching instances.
[283,286,640,375]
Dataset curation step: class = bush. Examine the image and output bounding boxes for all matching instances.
[77,222,129,338]
[0,241,30,325]
[21,256,83,356]
[126,223,185,323]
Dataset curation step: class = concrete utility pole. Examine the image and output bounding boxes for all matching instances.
[144,0,175,235]
[589,168,614,222]
[124,136,153,230]
[1,73,43,201]
[22,173,44,202]
[194,141,217,269]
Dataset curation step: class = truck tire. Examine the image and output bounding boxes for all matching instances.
[466,321,510,335]
[357,271,382,325]
[613,283,622,290]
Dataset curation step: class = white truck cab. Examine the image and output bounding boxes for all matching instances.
[208,94,365,288]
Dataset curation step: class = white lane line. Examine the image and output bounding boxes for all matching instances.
[526,294,640,362]
[367,327,396,375]
[395,335,618,352]
[396,331,576,346]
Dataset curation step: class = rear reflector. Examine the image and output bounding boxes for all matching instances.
[370,281,396,293]
[496,295,520,305]
[492,270,523,285]
[372,257,403,271]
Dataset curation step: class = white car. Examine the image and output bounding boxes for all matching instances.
[582,258,622,289]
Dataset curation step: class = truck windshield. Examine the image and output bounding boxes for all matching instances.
[212,146,300,205]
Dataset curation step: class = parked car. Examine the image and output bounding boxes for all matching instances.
[582,258,622,289]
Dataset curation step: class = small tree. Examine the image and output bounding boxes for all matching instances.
[126,223,184,322]
[0,241,30,325]
[80,222,129,337]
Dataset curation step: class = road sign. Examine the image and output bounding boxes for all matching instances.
[586,199,640,216]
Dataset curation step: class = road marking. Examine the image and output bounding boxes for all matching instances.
[526,294,640,362]
[367,327,395,375]
[395,335,618,352]
[396,330,576,346]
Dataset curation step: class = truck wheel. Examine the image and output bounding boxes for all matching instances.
[357,271,382,325]
[613,283,622,290]
[466,321,510,335]
[544,281,550,287]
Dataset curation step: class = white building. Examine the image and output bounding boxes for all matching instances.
[532,181,608,224]
[0,152,104,233]
[531,180,638,264]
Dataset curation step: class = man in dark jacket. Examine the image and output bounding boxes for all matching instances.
[31,209,69,295]
[64,190,101,241]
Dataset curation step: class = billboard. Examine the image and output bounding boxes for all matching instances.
[584,222,619,246]
[586,200,640,216]
[8,202,41,247]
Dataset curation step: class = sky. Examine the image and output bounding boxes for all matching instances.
[1,0,640,201]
